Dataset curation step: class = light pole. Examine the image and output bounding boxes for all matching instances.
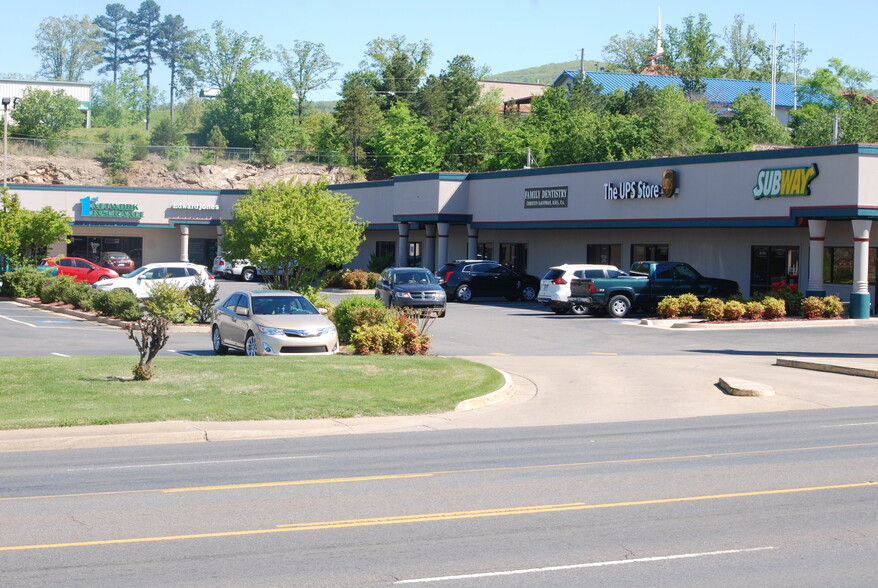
[2,97,10,188]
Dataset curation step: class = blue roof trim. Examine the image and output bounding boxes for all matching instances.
[8,183,224,196]
[332,180,395,190]
[393,213,473,223]
[554,70,806,108]
[791,206,878,219]
[392,172,469,183]
[72,219,220,228]
[468,144,866,181]
[366,223,397,231]
[472,217,798,230]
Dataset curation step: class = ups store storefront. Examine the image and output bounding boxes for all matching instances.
[10,144,878,317]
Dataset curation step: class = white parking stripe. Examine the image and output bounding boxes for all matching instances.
[395,547,776,584]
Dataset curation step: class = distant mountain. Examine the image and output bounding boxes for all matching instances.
[486,60,612,85]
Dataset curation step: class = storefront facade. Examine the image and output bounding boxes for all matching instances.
[11,144,878,316]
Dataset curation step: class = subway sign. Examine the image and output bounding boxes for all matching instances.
[752,164,818,200]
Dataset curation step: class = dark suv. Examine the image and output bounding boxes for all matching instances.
[435,260,540,302]
[375,267,447,317]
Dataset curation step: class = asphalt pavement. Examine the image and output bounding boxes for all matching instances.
[1,296,877,452]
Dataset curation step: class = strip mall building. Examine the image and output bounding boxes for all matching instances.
[13,143,878,317]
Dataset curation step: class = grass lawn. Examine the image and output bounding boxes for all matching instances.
[0,355,505,430]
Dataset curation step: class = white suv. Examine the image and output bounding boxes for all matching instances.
[212,256,262,282]
[538,264,626,314]
[92,262,214,298]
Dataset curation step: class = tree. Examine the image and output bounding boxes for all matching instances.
[12,88,83,142]
[751,39,811,83]
[156,14,196,122]
[799,58,873,109]
[416,55,484,131]
[199,70,296,158]
[602,31,656,73]
[0,189,71,265]
[722,14,759,80]
[333,71,382,166]
[664,13,724,96]
[92,67,148,127]
[126,0,162,130]
[721,91,790,150]
[94,3,132,84]
[191,20,268,91]
[369,102,442,176]
[33,15,102,81]
[276,41,339,121]
[221,180,367,292]
[362,35,432,107]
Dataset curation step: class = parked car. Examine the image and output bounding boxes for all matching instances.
[569,261,740,318]
[98,251,136,274]
[92,262,214,298]
[38,257,120,284]
[435,260,540,302]
[212,256,262,281]
[538,264,626,315]
[375,267,447,317]
[211,290,339,356]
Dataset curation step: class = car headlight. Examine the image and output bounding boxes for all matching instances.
[257,325,286,336]
[394,291,412,299]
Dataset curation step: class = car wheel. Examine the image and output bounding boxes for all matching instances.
[569,302,588,315]
[97,275,109,282]
[241,268,257,282]
[245,332,259,356]
[455,284,473,302]
[520,285,538,302]
[212,326,228,355]
[607,295,632,318]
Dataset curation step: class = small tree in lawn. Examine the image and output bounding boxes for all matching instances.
[127,316,170,381]
[221,179,367,292]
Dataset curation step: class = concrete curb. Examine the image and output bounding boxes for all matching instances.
[454,370,515,411]
[639,317,864,329]
[13,297,208,332]
[718,376,775,397]
[776,357,878,379]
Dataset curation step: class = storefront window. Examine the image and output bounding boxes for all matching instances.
[586,244,621,267]
[631,244,668,262]
[408,242,422,266]
[500,242,528,272]
[477,242,493,261]
[751,246,799,295]
[823,247,877,284]
[68,236,143,267]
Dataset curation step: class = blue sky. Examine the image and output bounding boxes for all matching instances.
[4,1,876,101]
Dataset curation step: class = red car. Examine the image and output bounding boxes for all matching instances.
[38,257,120,284]
[98,251,136,274]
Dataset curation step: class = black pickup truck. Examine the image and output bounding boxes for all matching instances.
[568,261,740,318]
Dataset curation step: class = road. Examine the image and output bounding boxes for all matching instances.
[2,409,876,586]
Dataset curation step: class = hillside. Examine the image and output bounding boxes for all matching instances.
[3,153,356,190]
[487,60,609,85]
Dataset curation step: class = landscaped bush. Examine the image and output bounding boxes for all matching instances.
[762,296,786,319]
[723,299,745,320]
[367,250,395,273]
[186,275,219,323]
[93,288,143,321]
[0,267,47,297]
[699,298,725,321]
[349,308,430,355]
[66,282,96,312]
[677,293,700,316]
[143,281,197,324]
[769,286,803,316]
[744,300,765,319]
[331,295,385,343]
[823,295,844,318]
[299,285,333,314]
[39,275,77,304]
[800,296,825,319]
[339,269,380,290]
[656,296,680,318]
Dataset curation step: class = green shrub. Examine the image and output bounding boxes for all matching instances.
[299,285,333,314]
[762,296,786,319]
[800,296,825,319]
[66,282,96,311]
[823,295,844,318]
[699,298,725,321]
[39,275,77,304]
[143,281,197,324]
[349,309,430,355]
[186,275,219,323]
[677,293,700,316]
[0,267,47,297]
[331,296,385,343]
[93,289,143,321]
[367,250,395,273]
[339,269,380,289]
[656,296,680,318]
[723,299,745,320]
[744,300,765,319]
[769,287,803,316]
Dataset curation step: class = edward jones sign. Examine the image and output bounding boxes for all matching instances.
[525,186,568,208]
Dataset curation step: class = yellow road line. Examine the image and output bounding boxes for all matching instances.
[2,442,876,502]
[1,482,874,552]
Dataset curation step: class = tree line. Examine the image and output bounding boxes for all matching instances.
[10,7,878,179]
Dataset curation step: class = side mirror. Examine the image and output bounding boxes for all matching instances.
[239,308,250,317]
[318,308,328,315]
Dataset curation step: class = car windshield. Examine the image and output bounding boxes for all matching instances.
[250,295,318,315]
[125,266,150,278]
[393,271,437,285]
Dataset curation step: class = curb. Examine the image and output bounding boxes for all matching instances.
[454,371,515,411]
[13,297,208,332]
[776,357,878,379]
[639,317,864,329]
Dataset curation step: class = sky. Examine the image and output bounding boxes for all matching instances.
[4,0,877,102]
